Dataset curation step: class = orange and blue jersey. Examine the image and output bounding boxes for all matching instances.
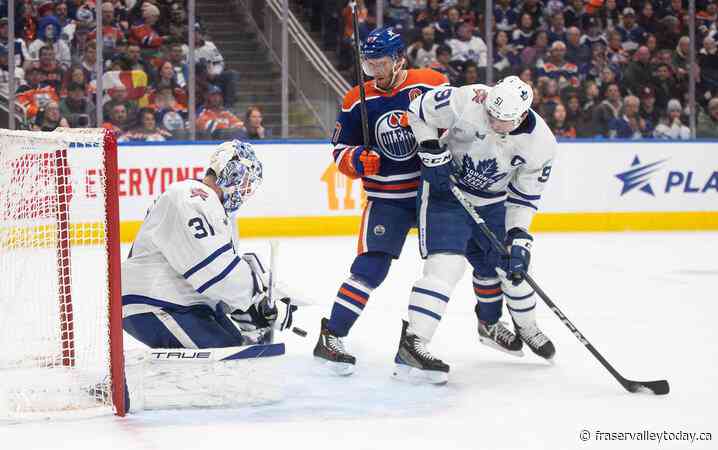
[332,68,448,205]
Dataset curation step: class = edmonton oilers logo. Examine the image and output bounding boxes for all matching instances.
[374,110,417,161]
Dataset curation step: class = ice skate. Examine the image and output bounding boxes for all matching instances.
[393,320,449,385]
[313,318,356,376]
[478,319,524,357]
[514,320,556,360]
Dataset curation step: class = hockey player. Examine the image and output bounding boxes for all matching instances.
[396,76,557,383]
[313,27,448,375]
[122,140,296,349]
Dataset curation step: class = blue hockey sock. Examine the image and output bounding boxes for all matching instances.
[327,278,374,337]
[474,276,503,324]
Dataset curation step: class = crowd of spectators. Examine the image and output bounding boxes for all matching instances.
[303,0,717,139]
[0,0,268,141]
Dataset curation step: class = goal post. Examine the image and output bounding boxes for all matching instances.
[0,128,125,419]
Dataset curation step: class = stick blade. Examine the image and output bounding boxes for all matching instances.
[625,379,670,395]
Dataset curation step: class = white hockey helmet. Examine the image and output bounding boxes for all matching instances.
[485,76,533,134]
[208,140,263,214]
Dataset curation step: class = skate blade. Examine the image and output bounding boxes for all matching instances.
[479,337,525,357]
[392,364,448,385]
[314,357,355,376]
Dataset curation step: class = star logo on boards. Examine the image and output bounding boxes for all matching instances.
[615,156,668,196]
[191,188,209,200]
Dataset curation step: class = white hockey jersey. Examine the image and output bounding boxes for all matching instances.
[407,84,557,231]
[122,180,257,314]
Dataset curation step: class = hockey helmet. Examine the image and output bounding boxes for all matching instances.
[485,76,533,134]
[208,140,263,214]
[361,27,405,77]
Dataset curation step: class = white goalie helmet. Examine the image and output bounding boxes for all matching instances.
[485,76,533,134]
[209,140,263,215]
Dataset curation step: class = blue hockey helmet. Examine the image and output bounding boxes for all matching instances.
[361,27,404,60]
[208,140,263,214]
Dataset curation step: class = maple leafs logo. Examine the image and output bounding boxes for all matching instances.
[460,155,508,190]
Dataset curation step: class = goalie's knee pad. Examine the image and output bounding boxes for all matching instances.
[349,251,393,289]
[408,253,465,341]
[473,274,503,324]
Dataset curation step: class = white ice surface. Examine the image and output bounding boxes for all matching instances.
[3,233,717,449]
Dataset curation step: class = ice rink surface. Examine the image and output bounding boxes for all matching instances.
[3,232,717,449]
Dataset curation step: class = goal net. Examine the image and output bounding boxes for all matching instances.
[0,128,125,420]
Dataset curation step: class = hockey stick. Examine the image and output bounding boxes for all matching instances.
[269,240,308,338]
[449,183,670,395]
[350,1,370,147]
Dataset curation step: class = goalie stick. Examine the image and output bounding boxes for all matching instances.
[269,240,307,338]
[449,182,670,395]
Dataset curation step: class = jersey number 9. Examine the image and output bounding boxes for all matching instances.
[434,89,452,110]
[538,166,552,183]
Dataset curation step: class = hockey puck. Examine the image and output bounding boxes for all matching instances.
[292,327,308,337]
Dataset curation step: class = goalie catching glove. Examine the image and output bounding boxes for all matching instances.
[231,296,297,332]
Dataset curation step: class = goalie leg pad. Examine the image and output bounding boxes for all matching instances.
[326,252,392,337]
[407,253,465,341]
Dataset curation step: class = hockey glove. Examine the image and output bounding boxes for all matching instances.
[350,146,381,176]
[418,140,453,194]
[502,228,533,286]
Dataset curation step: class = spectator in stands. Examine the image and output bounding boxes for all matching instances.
[593,82,623,137]
[599,0,620,30]
[128,3,164,54]
[460,61,480,86]
[429,44,461,85]
[700,36,718,93]
[615,7,645,52]
[79,39,97,82]
[537,78,561,116]
[60,81,96,128]
[103,103,130,134]
[384,0,413,34]
[126,43,157,84]
[37,45,64,93]
[654,99,690,139]
[121,107,171,142]
[565,26,590,66]
[638,86,659,135]
[606,30,630,67]
[448,23,488,69]
[638,2,659,34]
[407,25,438,69]
[28,14,71,68]
[157,61,178,89]
[33,100,69,131]
[520,0,544,30]
[564,93,582,130]
[167,42,188,88]
[623,46,652,96]
[414,0,442,31]
[493,31,520,79]
[152,84,188,136]
[435,6,462,42]
[103,83,138,124]
[520,30,549,68]
[580,16,607,48]
[652,63,681,110]
[564,0,586,29]
[0,17,30,70]
[550,103,576,138]
[195,27,237,107]
[538,41,579,89]
[88,3,125,57]
[547,13,567,44]
[495,0,519,32]
[697,98,718,139]
[244,106,267,140]
[656,15,682,51]
[455,0,478,28]
[195,85,244,139]
[672,36,691,81]
[609,95,648,139]
[61,64,89,95]
[577,81,600,137]
[168,2,188,41]
[512,13,536,51]
[0,46,26,87]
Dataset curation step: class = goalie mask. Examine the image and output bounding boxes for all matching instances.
[209,140,263,215]
[485,76,533,134]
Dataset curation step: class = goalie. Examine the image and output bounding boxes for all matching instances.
[122,140,296,348]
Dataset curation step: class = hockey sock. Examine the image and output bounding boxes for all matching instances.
[473,275,503,324]
[408,276,451,341]
[502,278,536,328]
[327,277,374,337]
